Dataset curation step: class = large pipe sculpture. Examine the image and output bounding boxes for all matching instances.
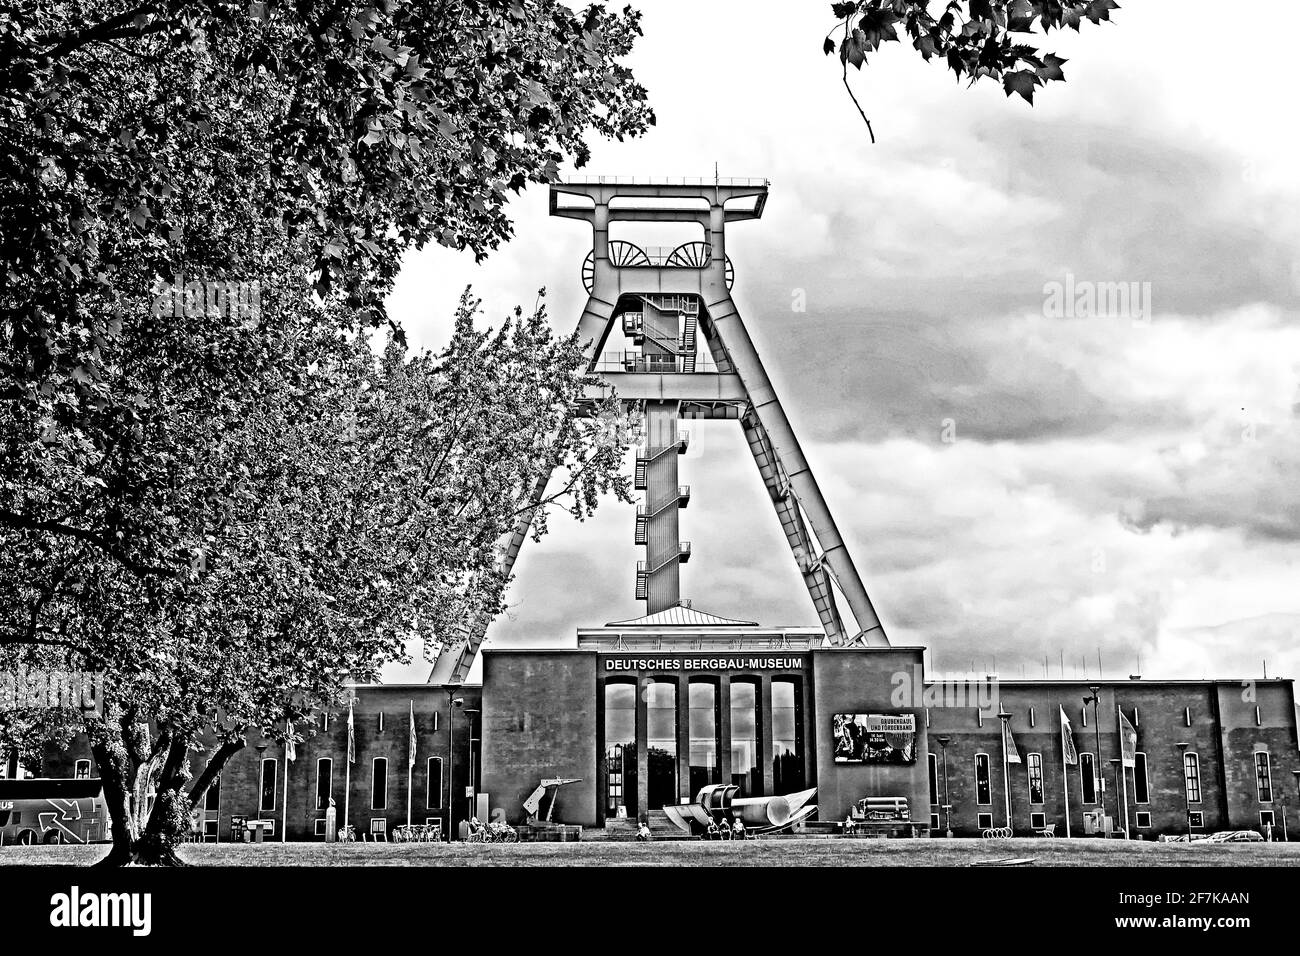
[661,784,818,835]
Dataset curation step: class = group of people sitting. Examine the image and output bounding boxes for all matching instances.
[705,818,748,840]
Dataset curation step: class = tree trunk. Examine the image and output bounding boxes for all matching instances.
[90,726,247,867]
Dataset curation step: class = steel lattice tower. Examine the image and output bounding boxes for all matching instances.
[428,176,888,684]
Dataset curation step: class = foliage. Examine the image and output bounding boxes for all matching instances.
[0,1,649,863]
[824,0,1119,139]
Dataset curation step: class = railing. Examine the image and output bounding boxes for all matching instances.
[642,295,699,314]
[594,352,716,374]
[561,175,769,187]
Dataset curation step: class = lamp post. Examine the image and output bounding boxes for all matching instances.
[997,708,1014,831]
[1176,742,1191,840]
[936,735,953,837]
[1083,686,1105,836]
[448,691,463,840]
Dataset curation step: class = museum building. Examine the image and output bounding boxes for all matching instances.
[39,605,1300,843]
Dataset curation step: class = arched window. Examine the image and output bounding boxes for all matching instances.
[974,753,992,805]
[1027,753,1044,805]
[427,757,443,810]
[371,757,388,811]
[259,758,277,813]
[315,758,332,811]
[1183,752,1201,804]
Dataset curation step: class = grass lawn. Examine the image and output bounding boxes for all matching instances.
[3,838,1300,867]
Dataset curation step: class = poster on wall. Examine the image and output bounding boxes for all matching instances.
[833,713,917,765]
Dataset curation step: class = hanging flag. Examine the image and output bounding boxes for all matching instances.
[1004,721,1022,764]
[285,720,296,763]
[408,700,417,770]
[346,699,355,764]
[1060,706,1078,765]
[1119,707,1138,768]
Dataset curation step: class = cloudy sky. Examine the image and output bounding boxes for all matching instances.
[381,1,1300,685]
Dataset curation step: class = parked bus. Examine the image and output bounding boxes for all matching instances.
[0,778,110,846]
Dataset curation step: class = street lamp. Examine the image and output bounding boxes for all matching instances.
[1176,742,1191,840]
[997,708,1014,831]
[448,692,463,840]
[1083,686,1105,837]
[936,735,953,837]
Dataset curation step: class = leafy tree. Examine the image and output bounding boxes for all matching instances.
[4,292,632,865]
[824,0,1120,140]
[0,1,649,864]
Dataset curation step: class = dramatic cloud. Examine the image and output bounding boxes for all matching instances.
[382,1,1300,686]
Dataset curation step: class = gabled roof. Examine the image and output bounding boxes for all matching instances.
[605,605,758,628]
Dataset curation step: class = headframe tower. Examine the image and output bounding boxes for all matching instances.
[428,176,887,684]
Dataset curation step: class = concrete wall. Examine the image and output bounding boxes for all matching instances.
[480,650,599,827]
[810,647,930,825]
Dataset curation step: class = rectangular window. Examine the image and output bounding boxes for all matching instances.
[1027,753,1044,805]
[1080,753,1097,804]
[205,777,221,812]
[74,759,91,779]
[930,813,940,830]
[1188,810,1204,829]
[1133,752,1150,804]
[1136,811,1152,829]
[371,757,388,811]
[928,753,939,805]
[975,753,991,805]
[314,819,327,837]
[1183,752,1202,805]
[1255,752,1273,803]
[427,756,444,809]
[1260,810,1276,829]
[316,758,332,811]
[977,812,993,830]
[259,758,277,813]
[1030,811,1046,829]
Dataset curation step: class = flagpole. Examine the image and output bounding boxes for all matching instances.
[1060,708,1072,838]
[998,708,1013,830]
[344,698,354,838]
[406,699,414,829]
[1117,704,1131,839]
[282,737,290,843]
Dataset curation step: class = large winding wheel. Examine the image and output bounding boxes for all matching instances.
[665,241,735,290]
[582,240,651,293]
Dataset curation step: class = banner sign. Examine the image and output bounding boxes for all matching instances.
[602,655,807,673]
[833,713,917,765]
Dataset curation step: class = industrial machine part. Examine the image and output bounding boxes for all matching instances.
[661,784,818,835]
[522,778,582,823]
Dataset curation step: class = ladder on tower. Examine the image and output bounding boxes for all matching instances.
[681,313,697,373]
